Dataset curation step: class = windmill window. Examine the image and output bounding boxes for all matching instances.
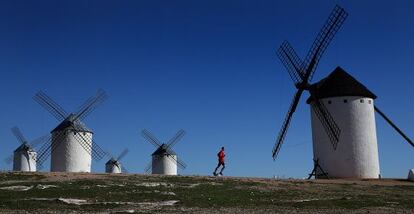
[343,99,348,103]
[328,100,332,104]
[368,100,372,104]
[360,99,364,103]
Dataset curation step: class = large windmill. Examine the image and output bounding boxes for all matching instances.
[105,148,129,174]
[306,66,414,178]
[273,5,414,179]
[34,90,108,172]
[141,129,187,175]
[6,126,49,172]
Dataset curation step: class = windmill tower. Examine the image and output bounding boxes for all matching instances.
[105,149,129,174]
[273,5,414,179]
[141,129,187,175]
[34,90,108,172]
[7,127,49,172]
[307,67,380,178]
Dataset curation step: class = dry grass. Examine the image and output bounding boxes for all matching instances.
[0,172,413,213]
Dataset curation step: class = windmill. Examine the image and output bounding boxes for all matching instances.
[105,148,129,174]
[34,90,108,172]
[141,129,187,175]
[306,66,414,178]
[273,5,414,178]
[6,126,49,172]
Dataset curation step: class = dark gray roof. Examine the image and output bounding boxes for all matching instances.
[152,144,176,156]
[307,66,377,103]
[14,143,34,153]
[105,158,120,165]
[51,114,92,133]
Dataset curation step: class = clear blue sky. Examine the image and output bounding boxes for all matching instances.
[0,0,413,178]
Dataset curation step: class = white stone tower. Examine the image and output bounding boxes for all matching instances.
[13,144,37,172]
[307,67,380,178]
[50,114,93,172]
[151,145,178,175]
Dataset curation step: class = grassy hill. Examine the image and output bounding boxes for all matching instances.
[0,172,413,213]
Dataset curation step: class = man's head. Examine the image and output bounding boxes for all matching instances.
[221,147,224,150]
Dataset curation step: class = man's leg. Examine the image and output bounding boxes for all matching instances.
[219,163,225,175]
[213,162,221,175]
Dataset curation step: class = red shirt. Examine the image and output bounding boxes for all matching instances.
[218,150,225,163]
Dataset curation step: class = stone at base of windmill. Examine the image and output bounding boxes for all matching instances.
[408,169,414,181]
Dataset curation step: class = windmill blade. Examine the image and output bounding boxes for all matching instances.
[164,148,187,169]
[310,96,341,149]
[272,89,304,160]
[74,89,108,121]
[170,155,187,169]
[116,149,129,161]
[303,5,348,82]
[375,106,414,148]
[11,126,28,145]
[71,130,108,161]
[141,129,162,147]
[29,133,51,148]
[277,40,304,84]
[36,136,56,169]
[144,161,152,174]
[36,130,73,168]
[166,129,186,149]
[34,91,68,121]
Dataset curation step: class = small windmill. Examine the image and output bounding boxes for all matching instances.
[105,148,129,174]
[34,90,108,172]
[141,129,187,175]
[272,5,348,160]
[5,126,49,172]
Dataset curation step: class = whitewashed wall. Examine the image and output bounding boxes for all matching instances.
[50,130,93,172]
[152,155,177,175]
[310,96,380,178]
[13,150,37,172]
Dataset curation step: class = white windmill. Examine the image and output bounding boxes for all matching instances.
[141,129,187,175]
[273,5,414,179]
[34,90,108,172]
[105,149,129,174]
[5,126,49,172]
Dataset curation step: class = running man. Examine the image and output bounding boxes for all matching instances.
[213,147,225,176]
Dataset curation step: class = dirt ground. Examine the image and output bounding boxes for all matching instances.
[0,172,413,213]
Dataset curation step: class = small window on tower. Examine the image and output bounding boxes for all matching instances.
[360,99,364,103]
[343,99,348,103]
[328,100,332,104]
[368,100,372,104]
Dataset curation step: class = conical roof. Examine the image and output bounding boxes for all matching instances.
[51,114,92,133]
[307,66,376,103]
[105,158,120,165]
[14,143,34,153]
[152,144,176,156]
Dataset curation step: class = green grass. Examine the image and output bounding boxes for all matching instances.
[0,173,413,213]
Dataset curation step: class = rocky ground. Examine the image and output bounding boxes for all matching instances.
[0,172,413,213]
